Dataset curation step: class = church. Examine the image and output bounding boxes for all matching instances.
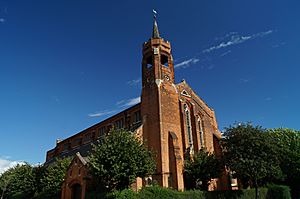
[45,16,228,199]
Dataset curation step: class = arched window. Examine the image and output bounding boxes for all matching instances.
[146,55,153,68]
[161,54,169,67]
[184,104,193,147]
[197,115,205,147]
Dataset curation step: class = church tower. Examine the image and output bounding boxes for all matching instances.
[141,16,184,190]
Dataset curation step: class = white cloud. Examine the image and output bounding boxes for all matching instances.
[215,32,238,41]
[127,78,141,86]
[0,18,5,23]
[117,97,141,107]
[0,158,24,174]
[88,110,117,117]
[88,97,141,118]
[203,30,274,53]
[265,97,272,101]
[219,50,232,57]
[174,58,199,69]
[240,78,250,83]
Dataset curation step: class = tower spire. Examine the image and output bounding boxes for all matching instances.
[152,9,160,39]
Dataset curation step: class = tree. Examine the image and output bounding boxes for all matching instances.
[221,123,282,199]
[39,157,71,198]
[88,129,156,191]
[0,163,36,199]
[0,170,12,199]
[268,128,300,198]
[184,148,223,191]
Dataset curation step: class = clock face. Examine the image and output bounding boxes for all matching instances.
[153,48,159,55]
[164,75,170,81]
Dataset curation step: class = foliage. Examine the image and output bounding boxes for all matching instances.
[221,123,283,198]
[32,164,47,196]
[88,129,156,191]
[184,148,223,190]
[266,184,291,199]
[106,188,138,199]
[85,185,291,199]
[38,157,71,198]
[205,188,268,199]
[138,185,178,199]
[0,169,12,199]
[0,163,36,199]
[267,128,300,198]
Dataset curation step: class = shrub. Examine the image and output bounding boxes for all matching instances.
[85,185,290,199]
[107,189,138,199]
[177,189,205,199]
[266,184,291,199]
[138,186,178,199]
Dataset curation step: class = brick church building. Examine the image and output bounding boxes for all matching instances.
[45,17,228,199]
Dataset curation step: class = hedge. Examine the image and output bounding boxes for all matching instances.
[86,185,290,199]
[266,184,291,199]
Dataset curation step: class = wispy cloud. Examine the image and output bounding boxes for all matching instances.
[0,18,5,23]
[219,50,232,57]
[203,30,274,53]
[51,96,61,104]
[117,97,141,107]
[174,58,199,69]
[240,78,250,83]
[264,97,272,101]
[88,110,117,117]
[127,78,141,86]
[88,97,141,118]
[0,158,24,174]
[214,32,237,41]
[272,42,286,48]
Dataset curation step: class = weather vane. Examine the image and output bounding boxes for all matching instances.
[153,9,157,19]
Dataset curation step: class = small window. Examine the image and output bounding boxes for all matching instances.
[134,111,141,123]
[161,54,169,67]
[91,131,96,140]
[114,119,124,129]
[74,138,82,146]
[63,143,71,151]
[146,56,153,68]
[83,133,91,143]
[99,127,106,138]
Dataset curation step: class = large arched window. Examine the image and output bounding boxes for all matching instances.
[197,115,205,147]
[184,104,193,147]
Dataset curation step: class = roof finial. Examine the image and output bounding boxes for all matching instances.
[152,9,160,39]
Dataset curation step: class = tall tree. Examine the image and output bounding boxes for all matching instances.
[88,129,156,191]
[0,163,36,199]
[0,169,12,199]
[221,123,282,199]
[39,157,71,198]
[184,148,223,191]
[268,128,300,198]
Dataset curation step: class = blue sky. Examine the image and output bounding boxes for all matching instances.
[0,0,299,170]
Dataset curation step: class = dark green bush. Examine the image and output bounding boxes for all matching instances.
[138,185,178,199]
[107,189,138,199]
[204,188,267,199]
[266,184,291,199]
[85,185,291,199]
[85,191,107,199]
[177,189,205,199]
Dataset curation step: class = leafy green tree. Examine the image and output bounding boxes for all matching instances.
[39,157,71,198]
[88,129,156,191]
[268,128,300,198]
[184,148,223,191]
[0,169,12,199]
[221,123,282,199]
[0,163,36,199]
[32,164,47,197]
